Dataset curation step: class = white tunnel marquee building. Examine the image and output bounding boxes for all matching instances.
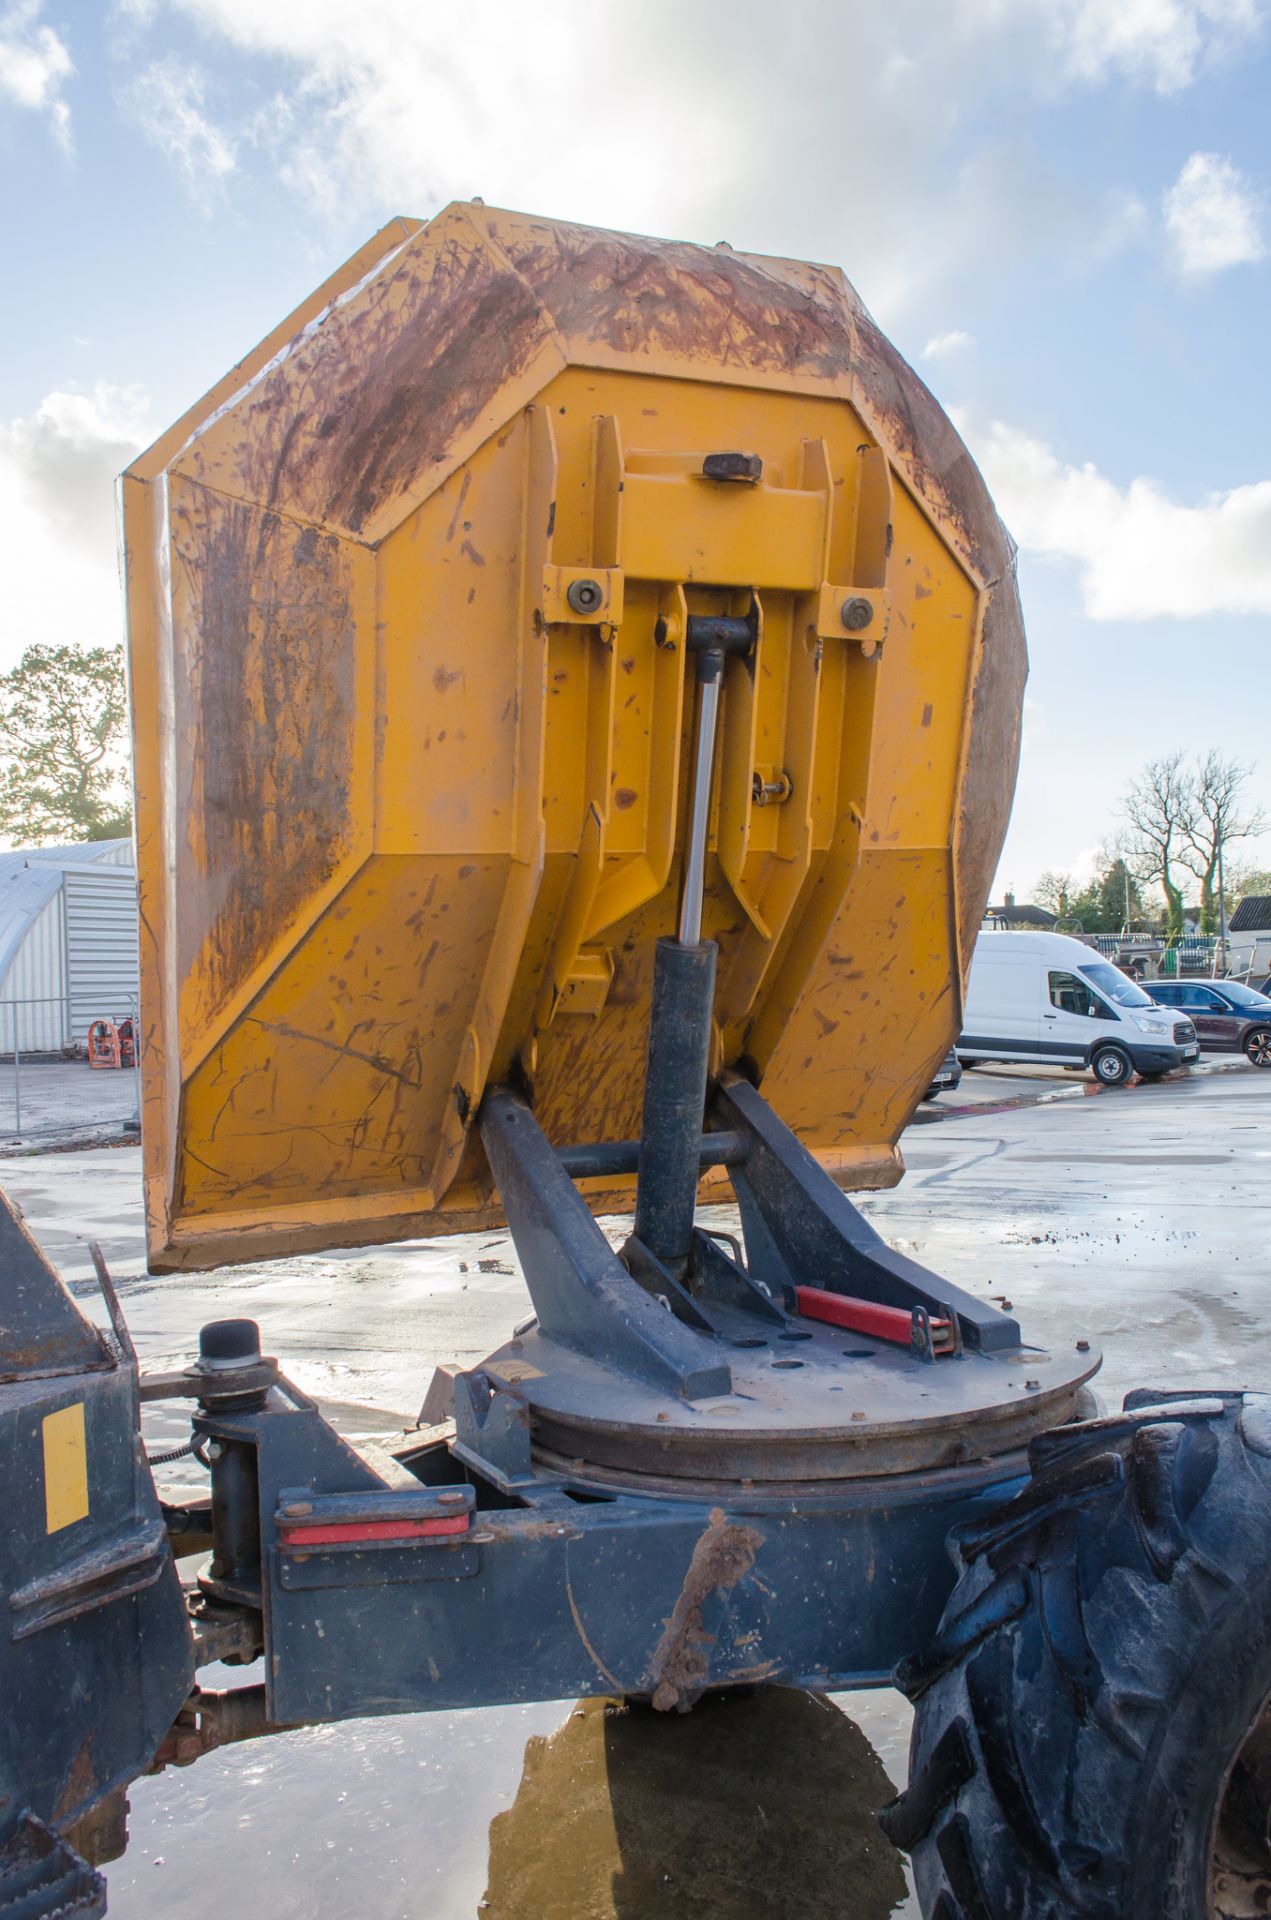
[0,841,139,1054]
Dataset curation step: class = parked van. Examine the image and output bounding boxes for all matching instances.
[957,931,1200,1086]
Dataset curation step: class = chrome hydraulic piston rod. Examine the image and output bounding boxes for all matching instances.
[633,610,753,1273]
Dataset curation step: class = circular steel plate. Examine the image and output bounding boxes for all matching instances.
[482,1320,1100,1485]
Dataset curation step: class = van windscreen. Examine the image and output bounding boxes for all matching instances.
[1079,961,1153,1008]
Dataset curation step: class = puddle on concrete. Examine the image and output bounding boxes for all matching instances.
[109,1685,917,1918]
[484,1691,910,1918]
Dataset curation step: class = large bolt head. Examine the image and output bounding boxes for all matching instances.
[566,577,604,615]
[840,596,874,632]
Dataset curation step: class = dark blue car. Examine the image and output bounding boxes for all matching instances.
[1145,978,1271,1068]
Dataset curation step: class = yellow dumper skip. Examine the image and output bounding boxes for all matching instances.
[122,204,1024,1272]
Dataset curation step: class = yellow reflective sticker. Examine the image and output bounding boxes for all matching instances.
[43,1402,89,1533]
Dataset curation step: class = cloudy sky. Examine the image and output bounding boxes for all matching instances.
[1,0,1269,896]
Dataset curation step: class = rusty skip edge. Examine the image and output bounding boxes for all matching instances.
[150,1146,905,1273]
[129,202,1014,595]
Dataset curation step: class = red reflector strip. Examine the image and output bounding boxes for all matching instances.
[280,1514,470,1548]
[794,1286,953,1350]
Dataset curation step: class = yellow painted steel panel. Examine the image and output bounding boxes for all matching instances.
[179,853,517,1221]
[619,472,826,589]
[42,1402,89,1534]
[124,205,1024,1271]
[165,476,377,1069]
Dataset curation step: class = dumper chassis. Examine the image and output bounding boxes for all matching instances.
[2,206,1267,1918]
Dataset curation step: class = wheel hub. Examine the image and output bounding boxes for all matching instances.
[1210,1695,1271,1919]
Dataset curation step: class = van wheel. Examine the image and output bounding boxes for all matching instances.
[879,1392,1271,1920]
[1091,1045,1132,1086]
[1244,1026,1271,1069]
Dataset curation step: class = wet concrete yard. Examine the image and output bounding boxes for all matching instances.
[5,1062,1266,1918]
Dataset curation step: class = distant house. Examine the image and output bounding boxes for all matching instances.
[984,891,1058,931]
[0,840,137,1052]
[1230,896,1271,935]
[1230,895,1271,983]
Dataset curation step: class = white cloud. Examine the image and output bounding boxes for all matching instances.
[923,330,975,360]
[120,54,236,204]
[233,3,735,237]
[1055,0,1265,94]
[1164,150,1266,274]
[0,384,153,671]
[117,0,1267,322]
[0,0,73,152]
[1069,843,1106,885]
[963,414,1271,619]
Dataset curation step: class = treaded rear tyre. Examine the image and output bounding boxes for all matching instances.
[879,1391,1271,1919]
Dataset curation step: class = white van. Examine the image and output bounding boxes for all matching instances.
[958,931,1200,1086]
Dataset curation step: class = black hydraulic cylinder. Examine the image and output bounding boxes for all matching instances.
[208,1440,261,1587]
[197,1316,265,1591]
[633,936,717,1273]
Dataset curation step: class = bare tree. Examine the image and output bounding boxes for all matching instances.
[1122,752,1192,935]
[1227,863,1271,903]
[1177,753,1267,933]
[1032,871,1075,916]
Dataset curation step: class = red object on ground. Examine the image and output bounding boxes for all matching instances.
[87,1019,122,1069]
[87,1017,135,1069]
[794,1285,953,1351]
[279,1514,470,1547]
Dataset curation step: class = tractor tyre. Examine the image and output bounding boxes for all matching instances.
[879,1392,1271,1920]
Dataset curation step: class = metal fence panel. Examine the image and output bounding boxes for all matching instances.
[0,996,140,1147]
[1087,933,1219,976]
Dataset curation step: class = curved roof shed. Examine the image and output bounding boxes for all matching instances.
[0,841,137,1051]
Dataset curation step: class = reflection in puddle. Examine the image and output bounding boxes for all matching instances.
[483,1690,908,1919]
[113,1692,568,1919]
[111,1685,915,1917]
